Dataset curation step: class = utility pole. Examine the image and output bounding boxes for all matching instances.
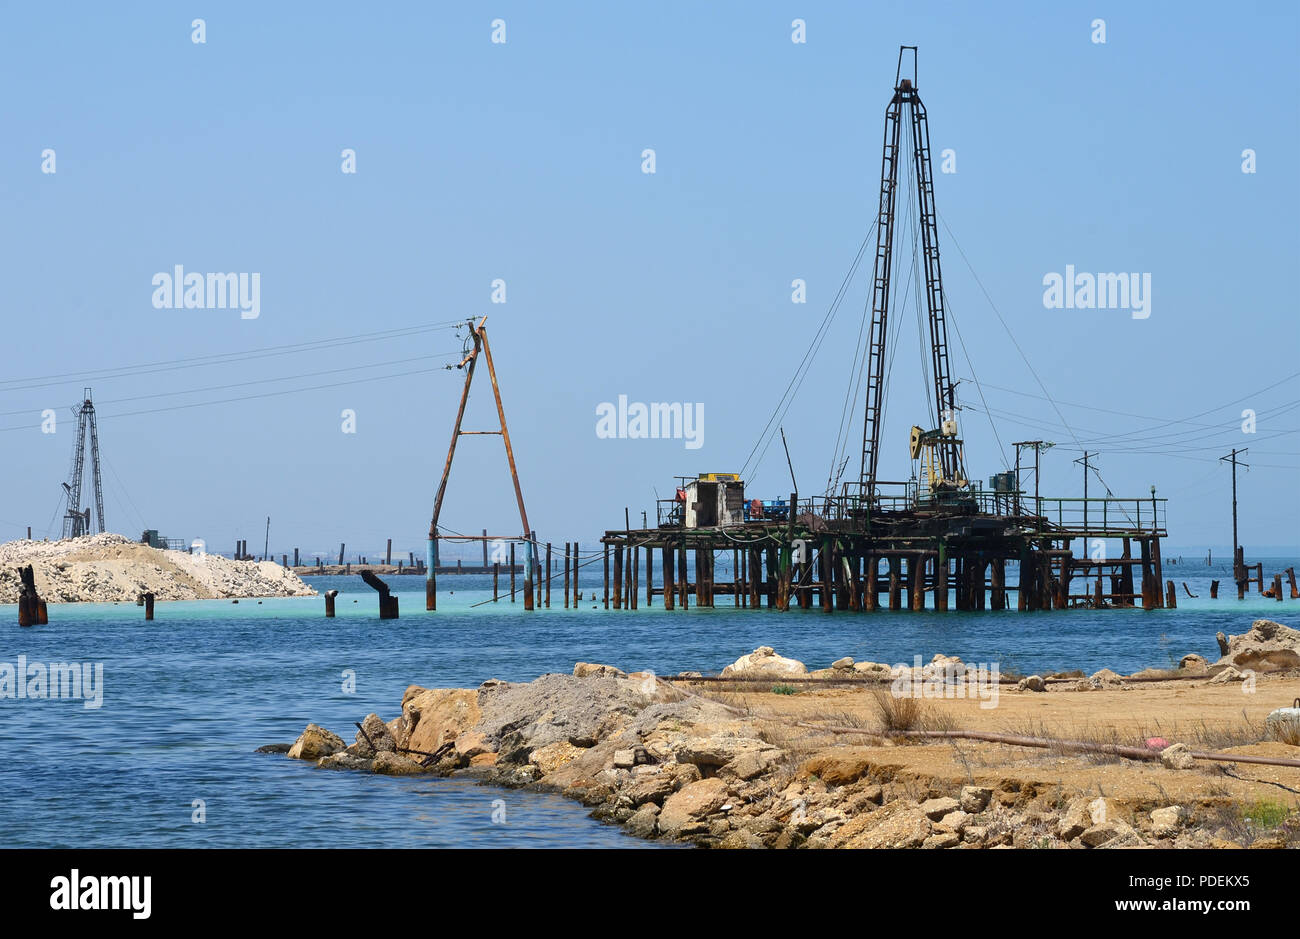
[1073,451,1096,544]
[1219,448,1248,577]
[1013,441,1054,518]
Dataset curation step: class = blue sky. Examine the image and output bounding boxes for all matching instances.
[0,1,1296,559]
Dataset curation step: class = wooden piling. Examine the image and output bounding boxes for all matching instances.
[888,555,901,611]
[545,542,552,608]
[630,545,639,611]
[1039,554,1054,611]
[510,543,517,603]
[646,543,654,607]
[662,544,675,611]
[1119,539,1135,606]
[1057,553,1072,609]
[1287,567,1298,599]
[613,544,623,610]
[990,557,1005,610]
[1140,539,1155,610]
[677,540,689,609]
[325,589,338,617]
[1166,580,1178,609]
[571,542,579,606]
[909,554,924,611]
[603,545,610,609]
[494,562,500,602]
[820,540,833,613]
[385,538,392,566]
[864,554,877,611]
[847,552,860,611]
[1273,573,1283,602]
[767,546,779,609]
[563,542,571,609]
[1152,536,1165,608]
[1210,579,1219,599]
[143,591,155,621]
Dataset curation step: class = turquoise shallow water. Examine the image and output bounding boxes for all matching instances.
[0,557,1295,848]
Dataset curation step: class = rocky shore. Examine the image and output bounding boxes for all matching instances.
[278,620,1300,849]
[0,533,316,603]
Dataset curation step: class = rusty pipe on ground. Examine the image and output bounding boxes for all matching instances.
[785,724,1300,769]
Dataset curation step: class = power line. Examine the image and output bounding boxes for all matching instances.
[0,362,456,433]
[0,320,464,394]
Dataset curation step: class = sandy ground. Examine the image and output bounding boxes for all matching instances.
[707,672,1300,809]
[0,533,316,602]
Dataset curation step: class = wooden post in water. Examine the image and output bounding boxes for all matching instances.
[1210,580,1219,599]
[887,555,901,611]
[563,542,570,609]
[1152,537,1165,608]
[1041,554,1055,611]
[646,544,654,607]
[571,542,579,606]
[325,589,338,617]
[603,545,610,609]
[143,592,155,621]
[1140,539,1155,610]
[613,544,623,610]
[1287,567,1298,599]
[510,543,517,603]
[1166,580,1177,609]
[385,538,392,566]
[989,557,1005,610]
[493,562,500,602]
[863,554,877,611]
[820,539,833,613]
[937,552,950,612]
[766,546,778,608]
[662,544,675,611]
[833,542,848,610]
[1119,539,1134,606]
[845,553,859,612]
[916,554,929,611]
[748,547,762,610]
[624,546,634,611]
[678,540,689,609]
[545,542,552,608]
[1017,549,1032,611]
[1273,573,1283,602]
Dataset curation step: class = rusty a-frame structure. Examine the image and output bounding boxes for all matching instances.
[426,317,535,610]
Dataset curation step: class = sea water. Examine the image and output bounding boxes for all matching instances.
[0,556,1294,847]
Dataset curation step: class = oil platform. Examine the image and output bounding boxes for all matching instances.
[598,48,1170,614]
